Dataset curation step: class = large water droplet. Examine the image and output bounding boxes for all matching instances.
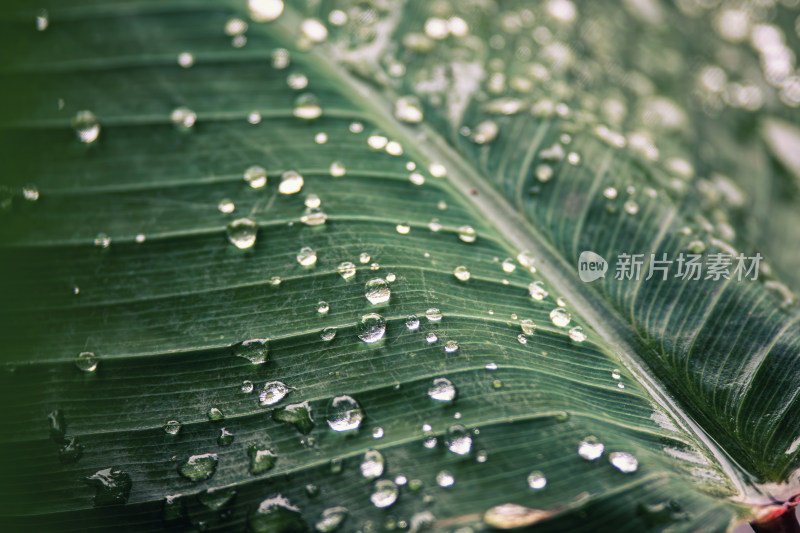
[609,451,638,473]
[446,425,472,455]
[249,495,308,533]
[248,444,278,474]
[327,395,364,432]
[301,18,328,42]
[178,453,219,482]
[72,110,100,143]
[527,471,547,489]
[259,381,291,406]
[578,437,604,461]
[428,377,456,402]
[528,281,548,300]
[315,506,349,532]
[280,170,305,194]
[365,278,390,304]
[550,307,571,327]
[227,218,258,249]
[272,401,314,435]
[234,338,269,364]
[370,480,398,508]
[75,351,98,372]
[244,165,267,188]
[360,449,385,479]
[296,246,317,266]
[84,468,132,505]
[248,0,284,22]
[358,313,386,343]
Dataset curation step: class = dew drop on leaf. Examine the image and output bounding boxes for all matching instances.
[406,315,420,330]
[248,0,283,22]
[297,246,317,266]
[578,436,605,460]
[527,471,547,489]
[163,420,181,435]
[446,425,472,455]
[198,487,236,510]
[436,470,455,487]
[428,377,456,402]
[370,480,399,508]
[444,340,459,353]
[234,338,269,364]
[326,394,364,432]
[259,381,291,406]
[520,319,536,335]
[243,165,267,188]
[394,96,424,123]
[426,308,443,321]
[170,106,196,130]
[329,161,346,177]
[337,261,356,280]
[72,110,100,143]
[94,233,111,248]
[609,451,639,473]
[279,170,305,194]
[550,307,571,327]
[320,327,336,341]
[241,380,254,393]
[457,225,476,243]
[272,401,314,435]
[358,313,386,343]
[301,18,328,42]
[218,427,234,446]
[218,198,235,213]
[315,506,349,532]
[248,495,307,533]
[453,266,471,281]
[360,449,385,479]
[227,218,257,249]
[569,326,587,342]
[74,351,98,372]
[293,93,322,119]
[365,278,390,304]
[177,453,219,482]
[84,468,132,506]
[248,444,278,474]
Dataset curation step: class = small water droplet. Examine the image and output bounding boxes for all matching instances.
[426,332,438,343]
[218,198,235,213]
[609,451,639,473]
[359,252,371,263]
[428,377,456,401]
[371,480,399,508]
[329,160,346,177]
[248,111,262,124]
[358,313,386,343]
[293,93,322,119]
[207,407,224,421]
[578,436,604,460]
[300,207,327,226]
[72,110,100,143]
[22,184,39,201]
[527,471,547,489]
[426,308,443,321]
[75,351,98,372]
[234,338,269,364]
[320,327,336,341]
[164,420,181,435]
[446,424,472,455]
[436,470,455,487]
[360,449,385,479]
[517,334,528,344]
[337,261,356,280]
[248,0,284,22]
[177,52,194,68]
[405,315,420,330]
[372,427,384,439]
[170,106,197,129]
[227,218,258,249]
[315,506,349,532]
[444,340,459,353]
[365,278,391,305]
[567,152,581,165]
[535,164,553,182]
[301,18,328,42]
[550,307,571,327]
[395,222,411,234]
[502,258,516,273]
[457,225,477,243]
[394,96,424,123]
[248,444,278,474]
[279,170,304,194]
[36,9,48,31]
[520,319,536,335]
[242,380,254,393]
[453,266,471,281]
[297,246,317,266]
[624,200,639,215]
[178,453,219,482]
[259,381,291,406]
[528,281,548,300]
[84,468,132,505]
[199,487,236,511]
[603,187,618,199]
[471,120,499,144]
[94,233,111,248]
[317,301,330,314]
[243,165,267,188]
[248,495,307,533]
[218,427,234,446]
[327,395,364,431]
[272,401,314,434]
[568,326,586,342]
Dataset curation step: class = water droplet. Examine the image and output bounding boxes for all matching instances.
[84,468,132,505]
[426,308,443,321]
[360,449,385,479]
[199,487,236,511]
[550,307,571,327]
[301,18,328,42]
[403,315,420,331]
[170,106,197,129]
[163,420,181,436]
[453,266,471,281]
[358,313,386,343]
[94,233,111,248]
[218,427,234,446]
[426,332,438,343]
[457,225,476,243]
[248,0,284,22]
[359,252,371,263]
[372,427,384,439]
[259,381,291,406]
[218,198,235,213]
[234,338,269,364]
[428,377,456,401]
[315,506,349,532]
[428,218,442,232]
[370,480,398,508]
[248,444,278,474]
[365,278,390,305]
[317,301,330,314]
[520,319,537,335]
[568,326,586,342]
[327,395,364,431]
[395,222,411,234]
[444,340,459,353]
[293,93,322,119]
[272,401,314,434]
[242,380,254,393]
[610,451,639,473]
[527,471,547,489]
[249,495,307,533]
[279,170,304,194]
[578,437,604,460]
[178,453,219,482]
[300,207,327,226]
[567,152,581,165]
[248,111,262,124]
[517,334,528,344]
[75,351,98,372]
[36,9,48,31]
[328,160,346,177]
[436,470,455,487]
[471,120,499,144]
[72,110,100,143]
[177,52,194,68]
[603,187,618,199]
[22,184,39,201]
[535,164,553,182]
[243,165,267,188]
[502,258,516,273]
[227,218,258,249]
[528,281,548,300]
[446,425,472,455]
[320,327,337,341]
[296,246,317,266]
[624,200,639,215]
[395,96,424,123]
[337,261,356,280]
[287,72,308,90]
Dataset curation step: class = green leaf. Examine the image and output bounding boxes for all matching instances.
[1,1,799,532]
